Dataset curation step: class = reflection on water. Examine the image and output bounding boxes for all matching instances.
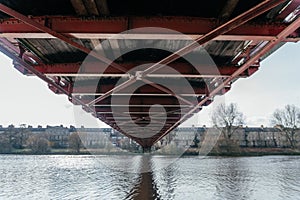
[213,157,252,200]
[126,156,160,200]
[0,155,300,200]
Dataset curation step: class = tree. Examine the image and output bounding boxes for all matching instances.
[190,126,200,148]
[271,104,300,148]
[27,135,50,154]
[211,103,244,152]
[0,132,12,153]
[69,132,83,153]
[13,124,29,149]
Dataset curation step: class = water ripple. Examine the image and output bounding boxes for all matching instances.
[0,155,300,199]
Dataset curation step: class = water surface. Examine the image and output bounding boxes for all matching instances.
[0,155,299,199]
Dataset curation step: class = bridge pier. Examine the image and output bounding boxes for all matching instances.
[142,146,152,153]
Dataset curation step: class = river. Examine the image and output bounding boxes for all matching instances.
[0,155,299,200]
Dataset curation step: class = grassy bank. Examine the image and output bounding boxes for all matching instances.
[207,147,300,156]
[1,147,300,156]
[1,148,140,155]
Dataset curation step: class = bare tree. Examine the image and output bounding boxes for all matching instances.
[211,103,244,152]
[69,132,83,153]
[271,104,300,148]
[0,132,12,153]
[13,124,29,149]
[27,135,50,154]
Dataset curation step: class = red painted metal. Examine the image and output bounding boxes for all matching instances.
[81,96,189,105]
[276,0,300,19]
[0,16,296,40]
[141,0,287,77]
[0,3,128,73]
[0,38,45,76]
[0,3,186,110]
[141,79,194,106]
[90,0,285,109]
[94,106,199,114]
[32,62,257,76]
[155,16,300,144]
[68,82,209,95]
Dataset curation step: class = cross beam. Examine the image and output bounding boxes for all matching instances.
[32,62,258,76]
[0,16,298,41]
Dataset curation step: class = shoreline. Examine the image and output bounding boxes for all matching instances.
[1,147,300,157]
[204,147,300,157]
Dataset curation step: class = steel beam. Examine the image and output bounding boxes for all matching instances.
[81,96,192,105]
[1,33,298,42]
[276,0,300,20]
[141,78,194,106]
[0,16,297,41]
[71,83,209,95]
[101,114,181,119]
[34,62,256,76]
[48,73,245,78]
[94,104,188,108]
[0,3,128,73]
[74,93,205,97]
[97,111,196,115]
[94,106,200,113]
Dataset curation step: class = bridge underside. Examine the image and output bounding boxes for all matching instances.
[0,0,299,148]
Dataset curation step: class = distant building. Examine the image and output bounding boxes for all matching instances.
[170,127,206,148]
[45,125,70,148]
[210,126,298,148]
[0,125,299,150]
[72,127,111,148]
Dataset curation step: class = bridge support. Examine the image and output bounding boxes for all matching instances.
[142,146,152,153]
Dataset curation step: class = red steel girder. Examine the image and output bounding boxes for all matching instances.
[52,83,209,96]
[60,80,230,97]
[79,96,187,105]
[100,113,182,119]
[276,0,300,19]
[82,97,225,107]
[0,16,297,41]
[96,107,197,116]
[138,0,288,77]
[107,118,182,124]
[32,62,258,77]
[93,106,200,113]
[0,3,128,73]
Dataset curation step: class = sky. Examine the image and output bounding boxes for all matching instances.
[0,42,300,128]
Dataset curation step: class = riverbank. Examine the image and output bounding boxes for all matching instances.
[2,147,300,156]
[0,148,139,155]
[207,147,300,156]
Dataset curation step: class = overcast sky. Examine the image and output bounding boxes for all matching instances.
[0,42,299,128]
